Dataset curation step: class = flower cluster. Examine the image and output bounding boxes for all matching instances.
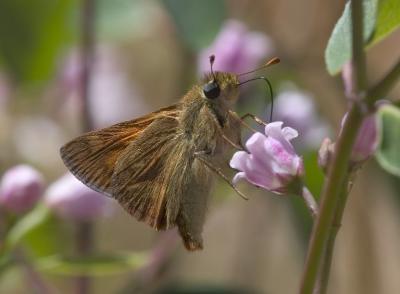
[230,122,304,195]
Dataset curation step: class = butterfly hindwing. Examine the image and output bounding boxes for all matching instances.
[111,116,195,230]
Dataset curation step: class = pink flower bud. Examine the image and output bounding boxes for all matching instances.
[230,122,304,195]
[45,173,113,221]
[352,114,378,162]
[198,20,274,75]
[0,165,45,214]
[341,113,378,163]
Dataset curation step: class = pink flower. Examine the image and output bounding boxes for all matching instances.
[352,114,378,162]
[0,165,45,214]
[198,20,274,75]
[45,173,114,221]
[230,122,304,195]
[340,113,378,163]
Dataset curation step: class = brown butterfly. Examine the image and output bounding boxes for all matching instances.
[60,56,279,250]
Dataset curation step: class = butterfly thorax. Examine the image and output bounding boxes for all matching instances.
[178,72,240,156]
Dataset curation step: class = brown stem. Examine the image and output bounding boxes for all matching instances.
[75,222,94,294]
[14,248,56,294]
[80,0,96,133]
[76,0,96,293]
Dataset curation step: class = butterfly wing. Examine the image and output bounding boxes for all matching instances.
[111,116,194,230]
[60,104,180,197]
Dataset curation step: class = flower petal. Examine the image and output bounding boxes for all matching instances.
[265,121,296,154]
[282,126,298,141]
[229,151,249,171]
[232,172,246,185]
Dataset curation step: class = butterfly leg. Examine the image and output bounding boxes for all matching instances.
[241,113,269,126]
[194,151,249,200]
[227,110,260,133]
[221,133,245,151]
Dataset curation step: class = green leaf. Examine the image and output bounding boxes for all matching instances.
[376,105,400,177]
[0,0,77,84]
[161,0,225,50]
[5,205,51,251]
[35,252,148,276]
[369,0,400,46]
[325,0,378,75]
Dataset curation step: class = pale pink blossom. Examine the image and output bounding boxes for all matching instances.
[0,165,44,214]
[45,173,114,221]
[198,20,274,75]
[230,122,304,194]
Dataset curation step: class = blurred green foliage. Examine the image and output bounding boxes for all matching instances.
[96,0,152,41]
[155,284,256,294]
[35,252,147,276]
[370,0,400,45]
[161,0,225,50]
[0,0,77,84]
[290,152,324,241]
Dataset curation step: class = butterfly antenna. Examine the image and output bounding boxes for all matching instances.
[238,57,280,77]
[209,54,217,81]
[238,76,275,122]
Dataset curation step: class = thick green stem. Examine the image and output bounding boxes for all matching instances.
[300,1,366,292]
[300,106,363,294]
[300,0,400,292]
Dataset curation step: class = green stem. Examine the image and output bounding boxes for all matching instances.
[300,1,366,292]
[300,106,363,294]
[367,58,400,105]
[318,180,349,294]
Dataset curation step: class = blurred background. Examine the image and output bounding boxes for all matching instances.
[0,0,400,293]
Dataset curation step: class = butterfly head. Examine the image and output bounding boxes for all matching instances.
[201,71,240,103]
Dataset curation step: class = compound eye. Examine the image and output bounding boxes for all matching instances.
[202,82,220,99]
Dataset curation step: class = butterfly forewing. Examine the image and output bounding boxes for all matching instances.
[60,104,180,197]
